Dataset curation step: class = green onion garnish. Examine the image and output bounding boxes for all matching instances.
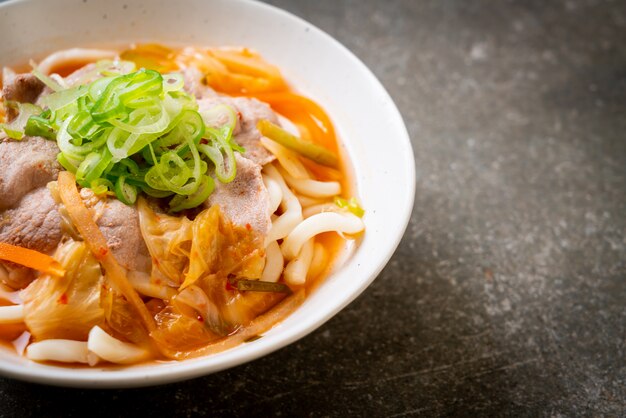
[3,61,243,211]
[0,102,42,140]
[31,63,64,92]
[114,176,138,205]
[24,109,56,139]
[334,196,365,217]
[228,278,292,294]
[257,119,338,168]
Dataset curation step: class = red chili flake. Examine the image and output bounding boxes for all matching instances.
[97,247,108,258]
[200,138,209,145]
[196,315,204,323]
[152,257,160,266]
[154,278,162,285]
[57,293,68,305]
[237,111,242,120]
[225,281,236,291]
[245,223,252,231]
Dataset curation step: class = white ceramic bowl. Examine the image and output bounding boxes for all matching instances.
[0,0,415,387]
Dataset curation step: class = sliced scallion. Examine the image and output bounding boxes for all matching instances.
[228,278,292,294]
[114,176,138,205]
[25,110,56,140]
[257,119,338,168]
[0,103,43,140]
[334,196,365,217]
[31,64,64,92]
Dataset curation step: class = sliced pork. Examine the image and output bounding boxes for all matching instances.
[1,73,45,107]
[0,187,62,253]
[97,198,152,273]
[206,153,271,236]
[79,189,152,273]
[0,187,62,289]
[0,136,61,210]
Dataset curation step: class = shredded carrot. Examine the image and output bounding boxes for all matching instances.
[57,171,156,333]
[175,47,287,95]
[0,242,65,277]
[209,49,283,80]
[205,48,287,94]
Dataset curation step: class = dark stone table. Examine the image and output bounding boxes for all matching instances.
[1,0,624,416]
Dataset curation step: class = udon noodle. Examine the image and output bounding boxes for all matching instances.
[0,45,364,366]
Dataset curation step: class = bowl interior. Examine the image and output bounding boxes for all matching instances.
[0,0,415,387]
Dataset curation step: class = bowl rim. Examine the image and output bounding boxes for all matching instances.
[0,0,416,388]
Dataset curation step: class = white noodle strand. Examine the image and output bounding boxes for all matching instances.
[0,305,24,324]
[262,241,284,283]
[282,212,364,260]
[302,203,341,218]
[37,48,117,75]
[263,164,303,245]
[297,195,326,208]
[263,175,283,215]
[279,167,341,198]
[88,326,149,365]
[283,239,314,285]
[27,340,98,365]
[260,137,310,179]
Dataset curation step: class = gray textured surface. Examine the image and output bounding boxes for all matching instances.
[1,0,625,416]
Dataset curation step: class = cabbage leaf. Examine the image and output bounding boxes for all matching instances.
[21,240,104,341]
